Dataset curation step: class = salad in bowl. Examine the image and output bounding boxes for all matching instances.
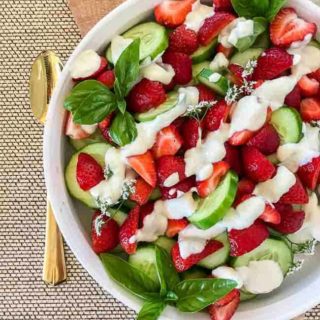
[60,0,320,319]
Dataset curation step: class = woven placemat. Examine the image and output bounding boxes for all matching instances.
[0,0,319,319]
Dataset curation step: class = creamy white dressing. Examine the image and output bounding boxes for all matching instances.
[163,172,180,188]
[165,192,198,219]
[140,62,175,85]
[209,52,229,72]
[110,35,133,64]
[179,86,200,106]
[81,124,98,135]
[289,34,313,50]
[70,50,101,79]
[212,266,244,289]
[208,72,222,82]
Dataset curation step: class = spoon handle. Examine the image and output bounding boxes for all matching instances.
[42,200,67,285]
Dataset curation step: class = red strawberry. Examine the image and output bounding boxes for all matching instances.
[270,203,305,234]
[270,8,317,47]
[127,79,166,113]
[197,84,216,102]
[309,68,320,82]
[97,70,115,88]
[236,178,255,197]
[152,125,183,159]
[216,43,234,58]
[197,161,230,198]
[129,178,154,206]
[65,112,91,140]
[160,177,195,200]
[209,289,240,320]
[229,220,269,257]
[252,48,293,81]
[157,155,186,187]
[298,75,320,97]
[119,206,140,254]
[279,177,308,204]
[233,193,251,208]
[127,151,157,187]
[228,130,255,146]
[242,146,276,182]
[76,153,104,191]
[284,84,302,109]
[300,97,320,122]
[172,240,223,272]
[259,204,281,225]
[169,25,199,55]
[181,118,202,149]
[213,0,233,12]
[163,78,177,92]
[204,100,229,132]
[246,124,280,155]
[224,143,242,175]
[228,64,245,86]
[139,202,154,228]
[297,156,320,190]
[91,211,120,253]
[166,218,189,238]
[98,113,114,143]
[154,0,195,28]
[198,12,236,46]
[162,51,192,85]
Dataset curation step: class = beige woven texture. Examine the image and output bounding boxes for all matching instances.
[0,0,318,319]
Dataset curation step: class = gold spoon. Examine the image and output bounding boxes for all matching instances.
[29,50,67,285]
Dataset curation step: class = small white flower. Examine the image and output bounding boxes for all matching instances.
[287,258,304,275]
[94,212,106,236]
[121,179,137,200]
[242,59,257,78]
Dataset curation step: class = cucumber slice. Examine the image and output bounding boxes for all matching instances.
[309,40,320,49]
[198,69,230,96]
[106,22,168,63]
[231,238,293,275]
[109,209,128,226]
[192,61,210,80]
[65,143,110,208]
[150,187,162,201]
[182,267,208,280]
[135,92,179,122]
[252,31,270,49]
[189,171,238,229]
[155,236,176,253]
[191,38,218,64]
[197,232,230,269]
[230,48,263,67]
[270,107,303,144]
[240,290,256,301]
[69,130,105,150]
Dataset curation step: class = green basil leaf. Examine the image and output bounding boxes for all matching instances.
[175,278,237,313]
[155,246,180,296]
[137,300,166,320]
[100,254,160,301]
[265,0,287,21]
[64,80,116,124]
[115,38,140,98]
[109,111,137,146]
[117,99,127,114]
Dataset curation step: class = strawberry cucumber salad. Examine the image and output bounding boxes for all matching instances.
[64,0,320,319]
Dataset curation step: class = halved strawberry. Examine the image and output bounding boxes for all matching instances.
[209,289,240,320]
[97,70,115,88]
[228,64,245,86]
[181,118,202,150]
[228,130,255,146]
[224,143,242,175]
[166,218,189,238]
[279,177,308,204]
[298,75,320,97]
[300,97,320,122]
[172,240,223,272]
[160,177,196,200]
[297,156,320,190]
[139,202,154,228]
[119,206,140,254]
[229,220,269,257]
[259,204,281,225]
[204,100,230,132]
[152,125,183,159]
[198,12,236,46]
[284,84,301,109]
[236,178,255,198]
[154,0,195,28]
[168,25,199,55]
[197,84,216,102]
[157,155,186,186]
[98,113,114,143]
[76,153,104,191]
[129,178,154,206]
[242,146,276,182]
[270,8,317,47]
[213,0,233,12]
[127,151,157,187]
[216,43,234,58]
[65,112,91,140]
[197,161,230,198]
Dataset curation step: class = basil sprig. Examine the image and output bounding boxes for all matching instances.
[101,246,237,320]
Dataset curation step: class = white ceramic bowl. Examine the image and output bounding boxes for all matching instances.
[44,0,320,319]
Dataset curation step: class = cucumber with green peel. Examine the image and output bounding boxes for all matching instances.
[191,38,218,64]
[230,48,264,67]
[266,153,280,165]
[135,91,179,122]
[270,107,303,144]
[252,31,270,49]
[189,171,238,230]
[106,22,169,63]
[198,69,230,96]
[108,209,128,226]
[155,236,176,253]
[65,143,111,208]
[197,232,230,269]
[309,40,320,49]
[69,130,105,150]
[181,267,208,280]
[192,61,210,80]
[240,290,256,301]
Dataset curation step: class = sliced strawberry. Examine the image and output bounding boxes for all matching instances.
[279,177,308,204]
[233,193,251,207]
[252,47,293,81]
[162,51,192,85]
[154,0,195,28]
[229,220,269,257]
[197,161,230,198]
[224,143,242,175]
[181,118,202,150]
[65,112,91,140]
[213,0,233,12]
[168,25,199,55]
[270,203,305,234]
[242,146,276,182]
[172,240,223,272]
[297,156,320,190]
[228,64,245,86]
[198,12,236,46]
[309,68,320,82]
[270,8,317,47]
[129,178,154,206]
[119,206,140,254]
[139,202,154,228]
[204,100,229,132]
[98,113,114,143]
[216,43,234,58]
[236,178,255,198]
[259,204,281,225]
[157,155,186,187]
[97,70,115,88]
[298,75,320,97]
[166,218,189,238]
[160,177,196,200]
[127,151,157,187]
[228,130,255,146]
[76,153,104,191]
[197,84,216,102]
[300,97,320,122]
[209,289,240,320]
[284,84,301,109]
[246,124,280,155]
[152,125,183,159]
